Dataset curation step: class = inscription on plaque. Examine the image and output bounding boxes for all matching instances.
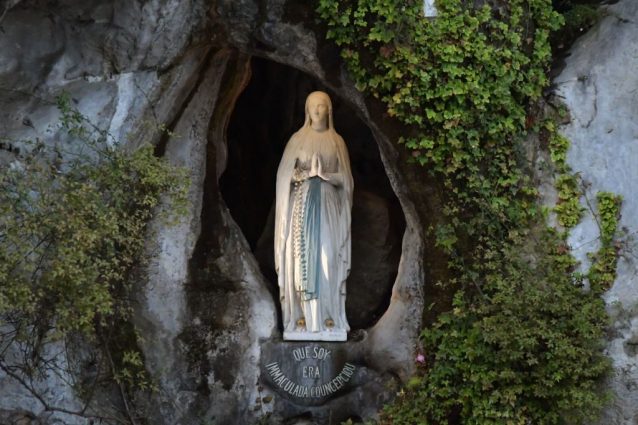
[263,344,356,400]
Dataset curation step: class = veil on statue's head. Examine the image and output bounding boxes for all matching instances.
[303,91,334,131]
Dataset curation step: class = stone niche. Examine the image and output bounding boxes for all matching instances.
[220,57,406,331]
[205,56,411,423]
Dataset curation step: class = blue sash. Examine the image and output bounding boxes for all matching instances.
[300,177,321,300]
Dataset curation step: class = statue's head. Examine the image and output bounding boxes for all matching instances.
[304,91,333,131]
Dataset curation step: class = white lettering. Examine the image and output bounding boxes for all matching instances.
[292,346,312,361]
[312,346,331,360]
[266,360,356,398]
[303,366,320,378]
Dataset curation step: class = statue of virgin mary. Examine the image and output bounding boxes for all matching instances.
[274,91,353,341]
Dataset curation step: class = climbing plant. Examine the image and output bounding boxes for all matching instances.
[546,120,585,229]
[317,0,615,423]
[588,191,622,294]
[317,0,564,274]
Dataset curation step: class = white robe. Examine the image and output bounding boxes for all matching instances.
[275,126,353,337]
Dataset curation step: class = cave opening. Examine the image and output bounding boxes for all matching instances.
[220,57,405,330]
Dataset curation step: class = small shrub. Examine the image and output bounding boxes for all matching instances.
[0,93,187,404]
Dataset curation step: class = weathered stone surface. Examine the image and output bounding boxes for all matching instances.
[214,0,326,79]
[555,1,638,423]
[0,338,93,424]
[133,49,233,425]
[0,0,209,148]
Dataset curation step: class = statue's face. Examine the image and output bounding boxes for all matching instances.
[308,95,329,129]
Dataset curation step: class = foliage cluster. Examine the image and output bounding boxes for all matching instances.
[383,230,609,424]
[544,119,621,295]
[554,173,584,228]
[317,0,615,423]
[547,121,584,229]
[318,0,561,213]
[317,0,564,267]
[0,94,187,415]
[588,192,622,294]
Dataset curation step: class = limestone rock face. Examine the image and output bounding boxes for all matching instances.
[555,1,638,423]
[0,1,424,424]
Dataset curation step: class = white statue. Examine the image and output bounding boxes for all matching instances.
[274,91,353,341]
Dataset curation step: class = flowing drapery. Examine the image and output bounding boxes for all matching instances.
[274,94,353,337]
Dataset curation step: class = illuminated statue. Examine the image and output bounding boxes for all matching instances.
[274,91,353,341]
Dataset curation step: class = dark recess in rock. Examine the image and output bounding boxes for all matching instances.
[220,57,405,331]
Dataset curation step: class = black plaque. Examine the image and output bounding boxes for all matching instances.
[260,341,357,406]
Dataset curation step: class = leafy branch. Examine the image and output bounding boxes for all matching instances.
[0,93,188,422]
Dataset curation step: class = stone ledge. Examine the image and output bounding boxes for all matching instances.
[283,329,347,342]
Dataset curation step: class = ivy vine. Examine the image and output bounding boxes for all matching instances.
[588,191,622,294]
[317,0,615,423]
